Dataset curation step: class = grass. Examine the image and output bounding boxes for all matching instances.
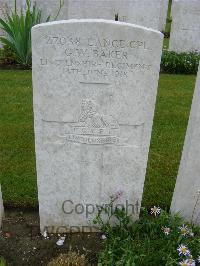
[163,38,169,50]
[0,70,37,207]
[143,74,196,209]
[0,71,196,208]
[0,257,6,266]
[48,252,87,266]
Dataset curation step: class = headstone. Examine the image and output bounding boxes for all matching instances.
[171,64,200,226]
[32,19,163,233]
[35,0,68,21]
[169,0,200,53]
[67,0,162,30]
[159,0,169,32]
[0,0,27,43]
[0,1,9,36]
[0,185,4,228]
[0,0,27,18]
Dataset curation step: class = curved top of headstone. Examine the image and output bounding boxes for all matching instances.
[32,18,163,125]
[173,0,200,2]
[32,17,163,232]
[32,19,163,35]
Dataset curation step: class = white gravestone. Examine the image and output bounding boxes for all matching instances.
[0,0,28,42]
[32,19,163,233]
[0,1,11,36]
[159,0,169,32]
[0,185,4,228]
[67,0,162,30]
[171,64,200,226]
[169,0,200,53]
[35,0,68,21]
[0,0,27,19]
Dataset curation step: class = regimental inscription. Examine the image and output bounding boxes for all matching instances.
[45,36,150,49]
[39,36,152,80]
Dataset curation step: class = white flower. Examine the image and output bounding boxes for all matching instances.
[150,206,161,216]
[187,259,195,266]
[162,226,171,235]
[177,244,190,256]
[101,234,107,240]
[179,259,195,266]
[56,236,66,246]
[179,224,190,236]
[42,230,49,239]
[197,255,200,263]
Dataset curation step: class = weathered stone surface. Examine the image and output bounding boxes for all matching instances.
[169,0,200,53]
[32,19,163,233]
[0,185,4,228]
[0,0,67,36]
[159,0,169,32]
[171,65,200,226]
[35,0,68,21]
[0,0,13,36]
[0,0,28,41]
[0,0,164,33]
[67,0,162,30]
[0,0,26,19]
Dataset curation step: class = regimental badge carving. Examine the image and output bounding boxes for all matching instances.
[79,99,119,129]
[61,99,125,146]
[42,98,144,148]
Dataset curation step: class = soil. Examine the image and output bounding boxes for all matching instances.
[0,64,29,70]
[0,209,102,266]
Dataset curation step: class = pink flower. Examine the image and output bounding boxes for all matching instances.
[115,190,123,199]
[162,226,171,235]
